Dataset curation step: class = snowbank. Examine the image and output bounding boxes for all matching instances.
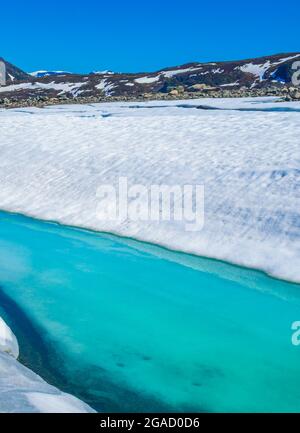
[0,97,299,282]
[0,317,94,413]
[0,317,19,358]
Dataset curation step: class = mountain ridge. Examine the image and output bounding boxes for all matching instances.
[1,52,300,103]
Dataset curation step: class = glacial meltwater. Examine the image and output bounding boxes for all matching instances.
[0,211,300,412]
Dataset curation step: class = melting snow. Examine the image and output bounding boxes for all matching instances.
[0,97,299,283]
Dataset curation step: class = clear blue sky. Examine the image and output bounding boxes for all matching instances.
[1,0,299,73]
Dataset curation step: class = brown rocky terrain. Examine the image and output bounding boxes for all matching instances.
[1,52,300,108]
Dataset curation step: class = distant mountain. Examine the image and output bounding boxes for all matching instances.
[1,53,300,101]
[29,71,72,78]
[0,58,30,83]
[90,70,115,75]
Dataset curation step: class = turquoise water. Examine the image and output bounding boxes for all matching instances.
[1,211,300,412]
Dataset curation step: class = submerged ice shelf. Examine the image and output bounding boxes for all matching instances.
[0,97,299,282]
[1,211,300,412]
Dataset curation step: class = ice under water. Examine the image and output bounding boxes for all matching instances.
[0,211,300,412]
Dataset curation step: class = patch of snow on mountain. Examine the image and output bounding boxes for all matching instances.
[0,81,85,96]
[96,79,116,95]
[239,62,271,81]
[0,83,35,93]
[277,54,300,63]
[135,76,160,84]
[135,68,203,81]
[29,71,71,78]
[220,82,240,87]
[161,67,201,78]
[92,70,115,75]
[238,55,300,83]
[212,68,224,74]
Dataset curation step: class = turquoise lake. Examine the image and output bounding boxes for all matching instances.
[0,211,300,412]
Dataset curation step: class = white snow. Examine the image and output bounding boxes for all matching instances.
[96,79,116,95]
[0,317,95,412]
[211,68,224,74]
[277,54,300,64]
[0,82,37,92]
[220,81,240,87]
[134,67,202,82]
[92,70,115,75]
[0,81,85,96]
[25,392,93,413]
[238,55,300,82]
[0,97,299,283]
[29,71,71,78]
[161,66,202,78]
[135,76,160,84]
[239,62,271,81]
[0,317,19,359]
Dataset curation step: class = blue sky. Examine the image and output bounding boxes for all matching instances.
[1,0,299,73]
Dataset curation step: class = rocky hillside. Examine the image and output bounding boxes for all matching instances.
[0,57,30,83]
[0,53,300,104]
